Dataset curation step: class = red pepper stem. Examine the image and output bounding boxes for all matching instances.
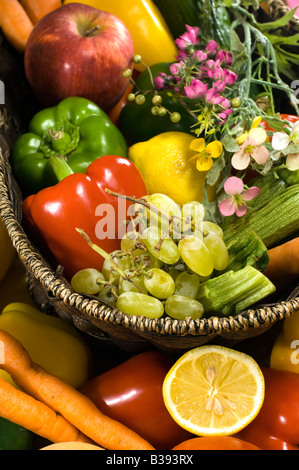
[49,156,74,182]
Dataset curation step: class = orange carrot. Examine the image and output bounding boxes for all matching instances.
[0,376,92,444]
[264,237,299,280]
[19,0,62,24]
[0,329,155,450]
[0,0,33,52]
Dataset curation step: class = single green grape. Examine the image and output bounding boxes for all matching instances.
[166,266,182,281]
[141,226,180,265]
[98,285,118,307]
[174,271,200,299]
[203,231,230,271]
[119,271,148,295]
[143,268,175,299]
[134,251,162,270]
[71,268,105,295]
[116,292,164,318]
[102,250,131,284]
[146,193,181,233]
[178,235,214,277]
[165,295,204,320]
[202,221,224,238]
[121,231,145,257]
[181,201,205,236]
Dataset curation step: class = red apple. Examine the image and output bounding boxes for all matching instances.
[24,3,134,112]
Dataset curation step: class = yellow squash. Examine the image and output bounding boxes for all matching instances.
[63,0,177,70]
[0,302,93,388]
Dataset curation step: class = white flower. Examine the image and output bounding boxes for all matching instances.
[272,121,299,151]
[272,121,299,171]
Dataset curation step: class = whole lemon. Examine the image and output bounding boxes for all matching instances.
[129,132,217,206]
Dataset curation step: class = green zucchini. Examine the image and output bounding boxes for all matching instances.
[197,265,276,316]
[224,230,269,273]
[221,181,299,249]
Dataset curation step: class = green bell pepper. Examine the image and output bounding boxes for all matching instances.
[0,417,34,450]
[119,63,195,145]
[11,97,128,195]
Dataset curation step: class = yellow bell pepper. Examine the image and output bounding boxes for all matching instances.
[63,0,177,71]
[270,309,299,374]
[0,217,15,283]
[0,302,93,389]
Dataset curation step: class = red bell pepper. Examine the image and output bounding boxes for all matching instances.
[79,351,192,450]
[236,366,299,450]
[22,155,147,279]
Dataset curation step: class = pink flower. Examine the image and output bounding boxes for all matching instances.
[219,177,261,217]
[193,50,208,62]
[205,39,218,54]
[175,25,200,50]
[205,87,223,105]
[232,128,269,170]
[169,62,183,76]
[218,108,233,124]
[216,50,233,65]
[184,79,208,99]
[213,79,226,92]
[223,69,238,85]
[154,73,167,89]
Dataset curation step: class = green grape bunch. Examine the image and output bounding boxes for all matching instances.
[72,193,230,321]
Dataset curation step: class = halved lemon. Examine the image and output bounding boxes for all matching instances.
[162,345,265,436]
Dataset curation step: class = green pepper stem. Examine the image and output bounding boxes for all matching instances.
[49,156,74,182]
[48,129,72,153]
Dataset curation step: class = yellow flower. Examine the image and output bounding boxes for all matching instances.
[189,138,223,171]
[236,116,262,145]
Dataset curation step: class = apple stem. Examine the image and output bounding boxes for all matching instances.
[85,25,100,37]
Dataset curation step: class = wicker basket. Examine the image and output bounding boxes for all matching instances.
[0,6,299,353]
[1,112,299,353]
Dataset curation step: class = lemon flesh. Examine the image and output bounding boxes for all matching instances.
[162,345,265,436]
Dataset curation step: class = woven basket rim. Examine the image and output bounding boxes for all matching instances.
[1,142,299,340]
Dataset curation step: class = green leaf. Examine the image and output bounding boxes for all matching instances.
[206,155,226,186]
[230,29,248,70]
[261,31,299,80]
[282,143,299,156]
[221,134,240,153]
[256,7,298,32]
[264,31,299,47]
[240,0,260,10]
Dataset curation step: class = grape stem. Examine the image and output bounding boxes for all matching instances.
[76,228,145,293]
[105,188,206,236]
[76,228,127,279]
